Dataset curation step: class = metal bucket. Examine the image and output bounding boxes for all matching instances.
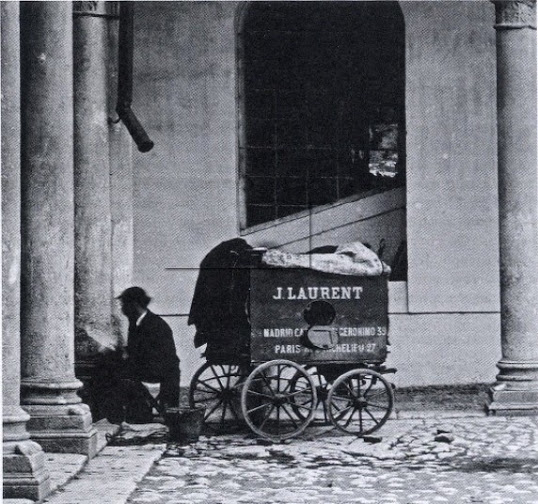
[165,407,205,444]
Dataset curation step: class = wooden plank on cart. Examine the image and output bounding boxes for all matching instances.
[249,268,388,364]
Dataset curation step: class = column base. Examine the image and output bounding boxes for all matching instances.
[22,378,98,456]
[487,384,538,415]
[486,360,538,415]
[3,440,51,501]
[24,403,98,457]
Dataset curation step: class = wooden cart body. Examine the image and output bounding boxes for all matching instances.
[249,267,389,365]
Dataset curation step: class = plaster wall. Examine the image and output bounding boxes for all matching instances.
[132,1,500,386]
[386,312,501,387]
[402,0,499,313]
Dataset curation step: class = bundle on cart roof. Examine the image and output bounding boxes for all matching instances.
[261,241,391,277]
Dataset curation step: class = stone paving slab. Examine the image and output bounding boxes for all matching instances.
[42,445,166,504]
[45,453,87,494]
[39,421,167,504]
[3,419,120,504]
[42,419,120,494]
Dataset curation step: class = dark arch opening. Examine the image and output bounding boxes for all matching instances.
[238,1,406,228]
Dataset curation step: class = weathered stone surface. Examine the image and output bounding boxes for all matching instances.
[18,1,98,457]
[2,2,51,500]
[73,0,115,366]
[3,442,51,501]
[44,445,165,504]
[488,0,538,414]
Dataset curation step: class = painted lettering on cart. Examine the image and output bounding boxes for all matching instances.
[273,343,377,354]
[274,344,303,354]
[263,328,304,338]
[272,286,364,300]
[329,343,378,353]
[339,327,376,337]
[262,327,386,338]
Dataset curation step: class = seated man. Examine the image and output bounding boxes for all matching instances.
[117,286,180,411]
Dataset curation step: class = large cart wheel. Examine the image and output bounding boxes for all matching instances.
[241,359,317,441]
[289,366,330,423]
[189,362,248,433]
[328,368,394,436]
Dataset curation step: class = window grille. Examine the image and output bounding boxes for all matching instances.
[238,1,405,229]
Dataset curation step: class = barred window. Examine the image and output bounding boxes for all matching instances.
[238,1,405,229]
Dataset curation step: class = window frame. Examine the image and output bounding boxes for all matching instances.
[236,1,406,232]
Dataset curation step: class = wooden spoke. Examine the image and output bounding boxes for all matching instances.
[328,369,394,437]
[241,360,317,441]
[188,362,249,433]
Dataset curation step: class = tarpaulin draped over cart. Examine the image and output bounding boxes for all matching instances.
[188,239,252,359]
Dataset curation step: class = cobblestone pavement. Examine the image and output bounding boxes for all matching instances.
[127,416,538,504]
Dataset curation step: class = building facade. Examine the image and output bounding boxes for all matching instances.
[2,0,537,500]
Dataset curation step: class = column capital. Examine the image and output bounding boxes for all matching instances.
[492,0,536,30]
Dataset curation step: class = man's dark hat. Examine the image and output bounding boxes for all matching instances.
[116,286,151,306]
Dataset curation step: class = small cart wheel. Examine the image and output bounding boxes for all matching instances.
[241,359,317,441]
[289,366,330,423]
[328,368,394,436]
[188,362,248,433]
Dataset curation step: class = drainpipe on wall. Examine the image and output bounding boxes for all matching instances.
[115,1,154,153]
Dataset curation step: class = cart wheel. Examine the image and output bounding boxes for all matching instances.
[189,362,248,433]
[241,359,317,441]
[289,366,330,423]
[328,368,394,436]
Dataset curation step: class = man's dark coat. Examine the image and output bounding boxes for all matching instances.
[128,310,180,407]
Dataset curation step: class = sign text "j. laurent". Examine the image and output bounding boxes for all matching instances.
[272,286,364,300]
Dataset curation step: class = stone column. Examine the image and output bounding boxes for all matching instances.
[73,1,115,384]
[108,1,134,341]
[2,2,51,499]
[488,0,538,414]
[20,1,97,455]
[110,123,134,345]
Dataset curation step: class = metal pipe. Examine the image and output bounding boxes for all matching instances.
[116,1,154,153]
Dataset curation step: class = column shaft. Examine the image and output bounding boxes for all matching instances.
[20,1,97,454]
[108,1,134,340]
[2,2,51,499]
[73,1,115,382]
[488,0,538,414]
